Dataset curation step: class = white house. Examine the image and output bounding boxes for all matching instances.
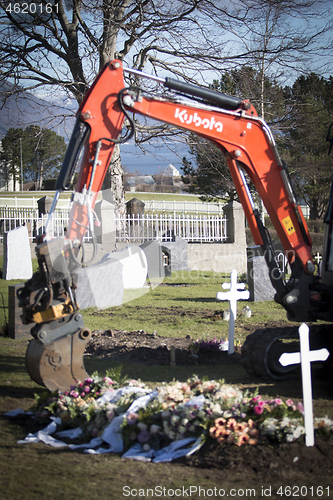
[165,164,180,177]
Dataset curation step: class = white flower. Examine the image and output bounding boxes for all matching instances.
[170,415,180,426]
[150,425,161,434]
[137,422,148,431]
[210,403,222,414]
[293,426,305,439]
[167,430,177,440]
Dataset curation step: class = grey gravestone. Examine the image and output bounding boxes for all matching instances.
[126,197,145,216]
[140,241,165,279]
[75,257,124,309]
[3,226,33,280]
[8,284,33,339]
[247,255,276,302]
[162,236,188,271]
[102,245,148,289]
[37,195,53,216]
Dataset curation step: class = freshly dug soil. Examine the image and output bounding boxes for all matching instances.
[85,328,242,365]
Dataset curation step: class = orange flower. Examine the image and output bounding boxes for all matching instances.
[226,418,237,430]
[217,434,226,444]
[236,432,250,446]
[236,422,248,433]
[215,417,226,427]
[249,428,259,438]
[209,426,217,438]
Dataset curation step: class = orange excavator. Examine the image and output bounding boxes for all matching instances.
[18,60,333,390]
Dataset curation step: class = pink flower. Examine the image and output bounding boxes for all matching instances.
[286,398,293,406]
[69,390,79,398]
[127,413,139,425]
[253,405,264,415]
[85,378,93,384]
[297,402,304,413]
[274,398,283,405]
[84,386,90,393]
[104,377,114,385]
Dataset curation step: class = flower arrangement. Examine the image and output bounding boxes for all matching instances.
[190,335,227,353]
[31,372,333,453]
[33,367,142,439]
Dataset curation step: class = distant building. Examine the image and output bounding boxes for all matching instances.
[165,164,180,177]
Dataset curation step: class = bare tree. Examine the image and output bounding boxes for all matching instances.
[0,0,331,213]
[222,0,332,120]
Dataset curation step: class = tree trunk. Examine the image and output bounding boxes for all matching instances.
[101,143,127,233]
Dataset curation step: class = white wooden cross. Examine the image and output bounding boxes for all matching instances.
[314,252,322,265]
[216,269,250,354]
[279,323,329,447]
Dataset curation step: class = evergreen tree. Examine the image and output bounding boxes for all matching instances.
[1,126,67,190]
[282,73,333,219]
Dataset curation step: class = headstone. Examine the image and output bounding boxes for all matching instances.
[8,284,33,339]
[126,198,145,217]
[94,197,116,252]
[3,226,33,280]
[223,200,246,246]
[74,257,124,310]
[247,255,275,302]
[279,323,329,447]
[140,241,165,279]
[162,237,188,271]
[37,196,53,216]
[102,245,148,289]
[216,269,250,354]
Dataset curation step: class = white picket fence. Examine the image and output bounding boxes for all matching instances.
[0,208,228,244]
[115,213,228,243]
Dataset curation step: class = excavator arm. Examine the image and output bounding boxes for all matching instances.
[20,60,325,390]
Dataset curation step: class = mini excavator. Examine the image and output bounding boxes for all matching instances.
[18,60,333,390]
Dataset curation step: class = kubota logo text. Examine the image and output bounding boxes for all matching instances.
[175,108,223,132]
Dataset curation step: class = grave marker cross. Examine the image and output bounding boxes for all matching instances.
[216,269,250,354]
[279,323,329,446]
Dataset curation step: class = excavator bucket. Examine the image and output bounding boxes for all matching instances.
[25,313,92,392]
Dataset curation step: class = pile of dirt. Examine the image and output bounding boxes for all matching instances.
[180,437,333,482]
[85,328,242,366]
